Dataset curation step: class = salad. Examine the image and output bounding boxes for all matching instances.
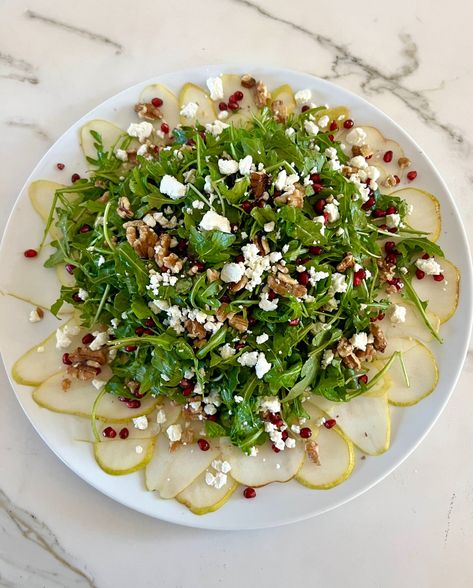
[14,73,459,514]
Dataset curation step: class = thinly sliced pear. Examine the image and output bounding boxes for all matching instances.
[411,258,459,323]
[272,84,296,115]
[178,83,217,125]
[379,299,440,343]
[362,371,392,398]
[12,317,83,386]
[28,180,75,240]
[296,404,355,489]
[138,84,180,134]
[384,340,439,406]
[220,437,304,486]
[56,264,75,287]
[316,106,350,126]
[145,433,219,498]
[94,437,156,475]
[176,464,238,515]
[33,370,158,421]
[392,188,441,241]
[382,335,417,358]
[80,119,125,162]
[310,392,391,455]
[220,74,259,126]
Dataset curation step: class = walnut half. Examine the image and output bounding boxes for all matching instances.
[124,220,157,258]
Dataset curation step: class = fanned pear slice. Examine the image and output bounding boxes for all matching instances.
[178,83,217,125]
[146,434,220,499]
[138,84,180,133]
[379,299,440,343]
[29,180,73,240]
[12,318,83,386]
[80,119,126,162]
[220,74,259,126]
[382,335,417,358]
[33,370,158,421]
[272,84,296,115]
[94,437,156,475]
[220,438,304,486]
[362,371,392,398]
[176,465,238,515]
[296,405,355,489]
[310,392,391,456]
[316,106,350,127]
[56,264,75,287]
[392,188,441,241]
[411,258,459,323]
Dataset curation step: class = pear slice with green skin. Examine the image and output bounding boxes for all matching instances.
[178,83,217,126]
[29,180,75,241]
[12,317,83,386]
[219,74,259,126]
[310,391,391,456]
[379,298,440,343]
[315,106,350,128]
[138,84,180,136]
[145,433,220,498]
[220,437,305,487]
[391,188,441,241]
[272,84,296,115]
[94,437,156,475]
[80,119,126,162]
[362,371,392,398]
[176,464,239,515]
[296,404,355,490]
[410,258,459,323]
[33,369,158,421]
[381,339,439,406]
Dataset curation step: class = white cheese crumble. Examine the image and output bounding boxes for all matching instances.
[304,120,319,136]
[259,292,278,311]
[205,471,227,489]
[159,175,186,199]
[294,89,312,104]
[206,76,224,101]
[192,199,205,210]
[156,409,167,425]
[255,353,272,379]
[218,158,239,175]
[180,102,199,119]
[234,395,244,403]
[263,221,275,233]
[199,210,232,233]
[28,308,42,323]
[415,257,442,275]
[127,121,153,142]
[55,324,80,349]
[166,424,182,442]
[349,155,368,169]
[91,379,105,390]
[205,120,229,137]
[318,115,330,129]
[133,416,148,430]
[260,396,281,413]
[285,437,296,449]
[345,127,367,146]
[237,351,259,368]
[350,332,368,351]
[256,333,269,344]
[324,202,340,223]
[321,349,334,368]
[135,445,144,455]
[386,213,401,229]
[331,272,348,294]
[238,155,253,175]
[220,343,236,359]
[220,262,245,283]
[390,304,407,324]
[115,149,128,162]
[77,288,88,301]
[89,331,109,351]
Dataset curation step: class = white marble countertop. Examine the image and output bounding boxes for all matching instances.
[1,0,472,586]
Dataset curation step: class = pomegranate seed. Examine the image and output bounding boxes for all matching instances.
[119,427,129,439]
[358,374,368,385]
[301,105,310,112]
[377,312,385,321]
[385,253,397,265]
[62,352,72,365]
[298,271,310,286]
[384,241,396,253]
[126,399,141,409]
[241,201,253,213]
[288,318,300,327]
[343,119,354,129]
[71,173,81,183]
[198,438,210,451]
[324,419,337,429]
[268,289,277,301]
[388,227,398,234]
[313,198,326,214]
[353,276,362,287]
[407,170,417,181]
[218,102,228,111]
[243,487,256,499]
[329,120,338,131]
[248,317,257,327]
[145,318,155,328]
[235,342,246,351]
[65,263,76,274]
[310,173,321,183]
[422,253,430,260]
[94,367,102,376]
[207,414,218,422]
[233,90,244,101]
[281,430,289,441]
[434,273,445,282]
[179,378,190,389]
[135,326,145,336]
[388,277,403,291]
[151,97,163,107]
[102,426,116,438]
[379,224,388,231]
[79,224,91,233]
[56,162,65,170]
[415,269,425,280]
[228,101,239,111]
[312,183,323,194]
[186,138,196,146]
[269,413,284,427]
[81,333,95,345]
[328,134,335,141]
[393,175,400,184]
[182,385,194,397]
[362,196,376,210]
[323,211,329,223]
[23,248,38,258]
[271,444,281,453]
[194,261,205,272]
[383,150,393,163]
[124,345,137,352]
[160,122,170,134]
[176,239,188,253]
[386,206,397,215]
[300,427,312,439]
[372,209,386,218]
[355,268,366,280]
[72,293,83,303]
[309,246,322,255]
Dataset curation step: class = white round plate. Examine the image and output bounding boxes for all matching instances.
[0,66,471,530]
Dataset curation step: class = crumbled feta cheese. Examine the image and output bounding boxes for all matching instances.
[309,268,330,287]
[346,127,367,146]
[192,199,205,210]
[89,331,109,351]
[318,115,330,129]
[127,121,153,142]
[234,395,244,403]
[255,353,272,379]
[249,446,258,456]
[159,175,186,200]
[28,308,42,323]
[386,213,401,229]
[77,288,88,301]
[264,221,275,232]
[365,166,381,181]
[415,257,442,276]
[115,149,128,162]
[285,437,296,449]
[132,416,148,430]
[321,349,334,368]
[220,262,245,283]
[91,379,105,390]
[238,351,259,368]
[206,76,224,101]
[390,304,407,324]
[218,110,229,121]
[275,169,287,191]
[349,155,368,169]
[304,120,319,136]
[136,144,148,157]
[238,155,253,175]
[256,333,269,344]
[166,424,182,442]
[259,292,278,311]
[156,409,167,425]
[285,127,295,137]
[220,343,236,359]
[350,332,368,351]
[205,471,227,489]
[205,120,229,136]
[199,210,232,233]
[218,158,239,175]
[260,396,281,414]
[180,102,199,119]
[291,424,301,434]
[324,202,340,223]
[331,272,347,294]
[294,89,312,104]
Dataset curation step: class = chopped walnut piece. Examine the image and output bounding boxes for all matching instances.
[351,144,373,158]
[254,235,270,256]
[228,314,248,333]
[154,233,172,266]
[62,378,72,392]
[336,252,355,272]
[383,175,398,188]
[336,337,361,369]
[229,275,248,292]
[287,184,305,208]
[355,343,376,363]
[193,339,207,349]
[34,306,44,320]
[206,268,220,283]
[268,275,307,298]
[376,258,396,283]
[276,262,289,274]
[124,220,158,259]
[271,99,288,123]
[306,440,320,465]
[134,102,162,121]
[341,165,357,177]
[398,156,411,168]
[67,364,100,381]
[370,323,387,352]
[254,81,271,108]
[68,346,108,366]
[163,253,183,273]
[180,428,194,445]
[96,190,110,203]
[250,171,269,198]
[241,74,256,89]
[216,303,235,322]
[117,196,134,219]
[185,320,206,340]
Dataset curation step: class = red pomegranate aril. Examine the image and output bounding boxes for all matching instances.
[384,241,396,253]
[79,224,91,233]
[362,196,376,210]
[56,162,65,170]
[198,438,210,451]
[65,263,76,274]
[314,198,326,214]
[124,345,137,352]
[23,248,38,258]
[72,293,83,303]
[179,378,190,389]
[182,385,194,397]
[102,426,116,438]
[379,224,388,231]
[433,273,445,282]
[298,271,310,286]
[241,200,253,213]
[310,173,321,183]
[62,352,72,365]
[312,183,323,194]
[145,318,155,328]
[386,206,397,215]
[324,419,337,429]
[186,138,196,147]
[328,134,335,141]
[119,427,129,439]
[372,209,386,218]
[228,101,239,111]
[300,427,312,439]
[243,487,256,499]
[343,119,354,129]
[94,367,102,376]
[281,430,289,441]
[353,276,362,287]
[194,261,205,272]
[151,97,163,107]
[160,122,170,134]
[269,413,284,427]
[358,374,368,385]
[207,414,218,422]
[288,318,300,327]
[271,444,281,453]
[135,326,145,336]
[143,328,153,336]
[323,211,330,223]
[126,399,141,409]
[218,101,228,111]
[268,289,277,301]
[383,150,393,163]
[394,175,401,184]
[385,253,398,265]
[329,120,338,131]
[248,316,257,327]
[377,312,385,321]
[355,268,366,280]
[235,342,246,351]
[388,227,398,234]
[301,105,310,112]
[233,90,244,101]
[407,170,417,181]
[71,173,81,183]
[81,333,95,345]
[176,239,188,253]
[309,246,322,255]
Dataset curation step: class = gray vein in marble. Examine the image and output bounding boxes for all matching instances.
[0,488,96,587]
[0,52,39,85]
[4,119,50,141]
[0,52,34,73]
[25,10,123,55]
[444,491,456,544]
[0,73,39,85]
[230,0,467,150]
